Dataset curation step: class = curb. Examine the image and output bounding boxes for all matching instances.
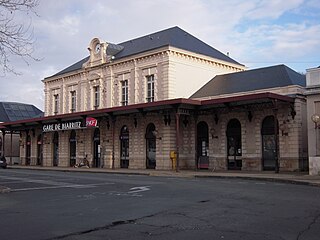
[7,166,151,176]
[5,166,320,188]
[194,175,320,187]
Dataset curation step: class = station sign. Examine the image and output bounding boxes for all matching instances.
[42,121,83,132]
[42,117,98,132]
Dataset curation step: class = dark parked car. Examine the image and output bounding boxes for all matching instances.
[0,156,7,169]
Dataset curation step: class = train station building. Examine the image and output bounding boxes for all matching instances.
[0,26,310,172]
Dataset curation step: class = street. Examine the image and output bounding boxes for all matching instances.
[0,168,320,240]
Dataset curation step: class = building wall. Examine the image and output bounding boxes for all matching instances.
[1,133,20,164]
[306,67,320,175]
[17,36,307,172]
[43,40,245,117]
[19,99,306,172]
[169,48,243,99]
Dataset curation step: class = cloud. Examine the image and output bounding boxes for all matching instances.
[0,0,319,110]
[246,0,304,20]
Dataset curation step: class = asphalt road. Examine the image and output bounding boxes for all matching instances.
[0,169,319,240]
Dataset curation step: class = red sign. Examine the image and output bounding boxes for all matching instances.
[86,117,97,127]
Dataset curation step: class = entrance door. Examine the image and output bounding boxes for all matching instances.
[197,121,209,169]
[226,119,242,170]
[262,116,278,170]
[146,123,156,169]
[69,130,76,167]
[53,132,59,166]
[26,135,31,165]
[37,134,42,165]
[120,126,129,168]
[93,128,101,168]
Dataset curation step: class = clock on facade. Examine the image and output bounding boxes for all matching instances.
[95,43,101,54]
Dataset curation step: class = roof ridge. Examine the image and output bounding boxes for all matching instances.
[118,26,180,45]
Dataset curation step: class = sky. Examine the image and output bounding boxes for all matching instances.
[0,0,319,111]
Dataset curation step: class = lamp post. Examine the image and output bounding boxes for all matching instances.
[311,114,320,156]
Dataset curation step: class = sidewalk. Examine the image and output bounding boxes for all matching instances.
[4,165,320,187]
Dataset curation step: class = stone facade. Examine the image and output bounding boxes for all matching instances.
[43,39,244,117]
[306,67,320,175]
[2,28,308,173]
[18,94,307,172]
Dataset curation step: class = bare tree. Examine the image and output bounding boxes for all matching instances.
[0,0,39,75]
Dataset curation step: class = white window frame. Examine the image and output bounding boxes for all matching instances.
[121,80,128,106]
[70,91,76,113]
[54,94,59,115]
[146,75,155,103]
[93,86,100,109]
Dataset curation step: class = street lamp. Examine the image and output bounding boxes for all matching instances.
[311,114,320,128]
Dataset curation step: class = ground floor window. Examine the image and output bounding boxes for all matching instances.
[53,132,59,166]
[70,130,76,167]
[26,134,31,165]
[93,128,101,168]
[261,116,278,170]
[227,119,242,170]
[37,134,42,165]
[197,121,209,169]
[120,126,129,168]
[146,123,156,169]
[0,136,2,156]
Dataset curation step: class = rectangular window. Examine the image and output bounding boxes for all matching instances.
[70,91,76,113]
[54,94,59,115]
[146,75,155,103]
[121,80,128,106]
[93,86,100,109]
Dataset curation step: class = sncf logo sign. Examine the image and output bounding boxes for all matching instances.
[86,117,97,127]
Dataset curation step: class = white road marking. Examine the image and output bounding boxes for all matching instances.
[0,175,115,192]
[10,182,114,192]
[0,181,23,184]
[127,186,151,194]
[255,182,266,185]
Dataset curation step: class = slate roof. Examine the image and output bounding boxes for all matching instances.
[0,102,43,122]
[48,26,243,78]
[190,65,306,99]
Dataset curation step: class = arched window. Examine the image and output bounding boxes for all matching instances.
[26,134,31,165]
[226,119,242,170]
[69,130,76,167]
[37,134,42,165]
[120,125,129,168]
[145,123,156,169]
[93,128,101,168]
[197,121,209,169]
[261,116,278,170]
[0,136,2,156]
[53,132,59,166]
